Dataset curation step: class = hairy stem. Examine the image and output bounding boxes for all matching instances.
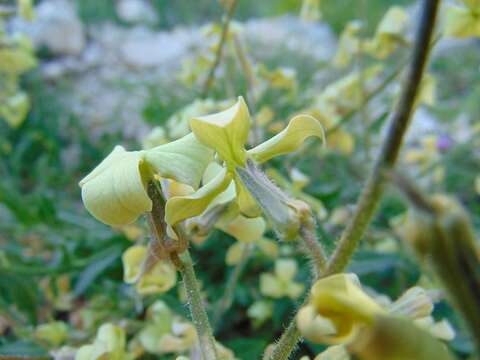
[299,216,327,277]
[266,1,440,358]
[263,316,303,360]
[201,0,238,97]
[147,181,218,360]
[178,250,219,360]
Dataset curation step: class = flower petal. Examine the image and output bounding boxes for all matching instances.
[247,114,325,163]
[145,133,213,189]
[190,96,250,166]
[165,168,232,225]
[79,146,152,226]
[217,215,266,243]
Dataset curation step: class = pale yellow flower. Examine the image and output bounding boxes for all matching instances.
[122,245,176,295]
[444,0,480,38]
[80,133,212,226]
[166,97,325,231]
[260,259,304,299]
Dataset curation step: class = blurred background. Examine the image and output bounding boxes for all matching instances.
[0,0,479,359]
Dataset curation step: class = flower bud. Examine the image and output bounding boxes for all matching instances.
[236,160,306,240]
[402,194,480,349]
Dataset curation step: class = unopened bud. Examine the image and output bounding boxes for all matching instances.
[236,160,307,240]
[402,194,480,352]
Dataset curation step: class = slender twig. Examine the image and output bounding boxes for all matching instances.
[326,0,440,275]
[266,1,440,358]
[146,181,218,360]
[201,0,238,97]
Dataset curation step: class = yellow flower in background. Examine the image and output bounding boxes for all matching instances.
[0,35,37,75]
[142,127,168,149]
[247,300,273,328]
[17,0,34,21]
[165,96,325,232]
[258,65,298,91]
[0,92,30,128]
[365,6,409,59]
[122,245,177,295]
[315,65,383,115]
[35,321,69,347]
[76,323,127,360]
[333,21,363,68]
[300,0,321,22]
[0,30,36,128]
[444,0,480,38]
[138,301,197,355]
[260,259,304,299]
[79,133,212,226]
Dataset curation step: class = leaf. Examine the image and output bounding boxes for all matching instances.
[73,247,121,296]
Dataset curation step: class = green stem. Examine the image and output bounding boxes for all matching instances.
[299,216,327,277]
[266,1,440,358]
[263,318,302,360]
[178,250,219,360]
[326,0,439,275]
[201,0,238,97]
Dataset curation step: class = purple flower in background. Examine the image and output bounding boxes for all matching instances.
[437,135,453,152]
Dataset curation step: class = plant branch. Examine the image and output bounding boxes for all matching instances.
[201,0,238,97]
[265,1,440,358]
[325,0,440,275]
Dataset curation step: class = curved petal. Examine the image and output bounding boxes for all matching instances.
[247,114,325,163]
[311,274,384,325]
[165,168,232,225]
[190,96,250,166]
[79,146,152,226]
[145,133,213,189]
